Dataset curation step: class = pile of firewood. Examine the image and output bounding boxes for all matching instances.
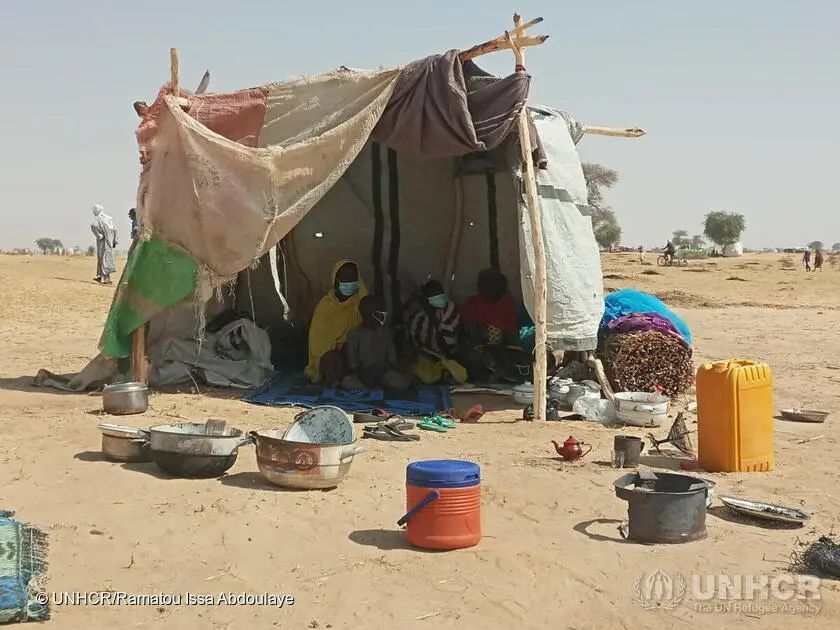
[602,330,694,397]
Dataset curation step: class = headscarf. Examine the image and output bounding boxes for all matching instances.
[91,204,117,232]
[304,259,368,382]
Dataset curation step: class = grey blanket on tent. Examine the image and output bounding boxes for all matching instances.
[372,51,545,163]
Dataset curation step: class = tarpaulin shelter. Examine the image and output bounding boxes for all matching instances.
[38,18,645,418]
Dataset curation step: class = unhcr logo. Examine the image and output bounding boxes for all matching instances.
[634,570,687,609]
[634,570,822,614]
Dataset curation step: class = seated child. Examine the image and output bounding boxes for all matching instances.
[341,295,411,391]
[461,268,528,383]
[406,280,468,385]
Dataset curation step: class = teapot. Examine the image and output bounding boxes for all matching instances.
[551,435,592,461]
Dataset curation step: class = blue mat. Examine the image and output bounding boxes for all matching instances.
[244,372,452,417]
[0,511,49,624]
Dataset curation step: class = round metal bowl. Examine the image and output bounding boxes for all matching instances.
[144,422,253,478]
[102,382,149,415]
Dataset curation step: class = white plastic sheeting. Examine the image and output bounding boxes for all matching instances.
[518,106,604,351]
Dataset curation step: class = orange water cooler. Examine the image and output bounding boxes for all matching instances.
[696,360,774,472]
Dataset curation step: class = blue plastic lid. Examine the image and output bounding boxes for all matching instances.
[406,460,480,488]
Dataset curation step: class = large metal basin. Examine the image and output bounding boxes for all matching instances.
[251,429,364,489]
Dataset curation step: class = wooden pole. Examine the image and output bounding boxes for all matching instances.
[130,47,181,385]
[443,176,465,291]
[582,125,646,138]
[510,15,548,421]
[131,324,150,384]
[458,16,548,61]
[170,48,180,97]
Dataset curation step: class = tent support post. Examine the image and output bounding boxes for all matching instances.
[130,46,182,386]
[510,14,547,421]
[444,175,465,291]
[131,324,149,384]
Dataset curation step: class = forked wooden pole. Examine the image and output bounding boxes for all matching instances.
[510,14,548,421]
[459,15,548,61]
[583,125,646,138]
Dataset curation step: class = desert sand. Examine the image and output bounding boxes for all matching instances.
[0,252,838,629]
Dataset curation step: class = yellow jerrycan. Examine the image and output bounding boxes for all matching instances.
[696,360,773,472]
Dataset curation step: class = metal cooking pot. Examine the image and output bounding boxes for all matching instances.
[98,423,152,462]
[102,382,149,415]
[250,429,364,489]
[134,422,253,478]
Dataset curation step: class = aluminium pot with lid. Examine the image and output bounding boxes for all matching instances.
[102,382,149,415]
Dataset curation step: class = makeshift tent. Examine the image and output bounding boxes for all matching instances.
[37,18,645,419]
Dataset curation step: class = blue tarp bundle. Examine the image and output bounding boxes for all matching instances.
[600,289,692,344]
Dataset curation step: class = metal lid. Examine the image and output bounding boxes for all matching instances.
[103,382,148,393]
[98,423,146,438]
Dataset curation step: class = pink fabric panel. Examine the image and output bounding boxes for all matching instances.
[136,86,269,147]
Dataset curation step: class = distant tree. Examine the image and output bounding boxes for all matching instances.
[703,211,746,249]
[690,234,706,249]
[672,230,690,248]
[591,207,622,250]
[808,241,824,252]
[832,242,840,253]
[35,237,63,254]
[582,163,619,210]
[582,163,622,250]
[87,245,96,256]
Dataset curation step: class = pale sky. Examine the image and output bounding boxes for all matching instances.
[1,1,837,250]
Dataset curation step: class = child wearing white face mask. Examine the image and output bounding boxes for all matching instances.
[341,295,411,391]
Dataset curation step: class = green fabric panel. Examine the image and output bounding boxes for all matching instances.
[100,237,198,359]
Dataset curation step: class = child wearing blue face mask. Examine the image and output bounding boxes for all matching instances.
[406,280,468,385]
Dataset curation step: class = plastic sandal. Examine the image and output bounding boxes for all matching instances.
[425,416,456,429]
[365,418,415,432]
[461,405,484,423]
[417,418,449,432]
[353,408,391,424]
[363,424,419,441]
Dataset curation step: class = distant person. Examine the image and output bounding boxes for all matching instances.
[664,240,676,264]
[91,204,118,284]
[814,249,824,272]
[638,245,646,264]
[129,208,139,240]
[803,250,812,272]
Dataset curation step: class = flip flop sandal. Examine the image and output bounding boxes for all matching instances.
[420,416,456,430]
[383,417,415,431]
[353,408,391,424]
[365,419,415,432]
[461,405,484,423]
[417,418,449,432]
[363,424,419,441]
[430,415,457,429]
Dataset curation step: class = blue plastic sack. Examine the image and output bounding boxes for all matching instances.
[601,289,692,344]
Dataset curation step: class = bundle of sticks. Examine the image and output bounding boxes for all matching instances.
[602,330,694,397]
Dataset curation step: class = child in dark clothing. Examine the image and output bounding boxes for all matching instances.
[341,295,411,391]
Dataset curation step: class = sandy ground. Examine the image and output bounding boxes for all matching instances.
[0,252,838,629]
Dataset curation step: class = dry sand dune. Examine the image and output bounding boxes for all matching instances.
[0,253,837,629]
